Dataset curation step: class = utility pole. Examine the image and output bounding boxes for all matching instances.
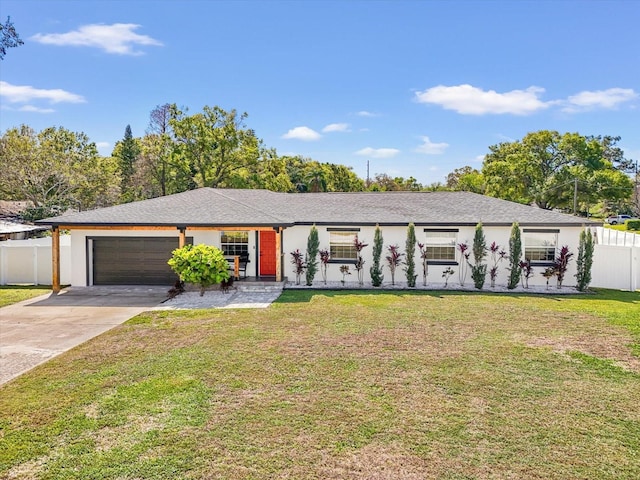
[366,160,370,188]
[635,159,639,215]
[573,177,578,215]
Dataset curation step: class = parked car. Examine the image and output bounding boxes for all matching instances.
[605,214,639,225]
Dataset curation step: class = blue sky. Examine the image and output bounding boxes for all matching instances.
[1,0,639,185]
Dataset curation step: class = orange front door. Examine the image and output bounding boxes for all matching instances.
[259,230,277,276]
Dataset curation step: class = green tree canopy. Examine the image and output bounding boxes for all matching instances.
[481,130,633,211]
[0,125,120,219]
[169,105,261,189]
[0,16,23,60]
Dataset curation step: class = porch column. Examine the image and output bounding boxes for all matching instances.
[52,226,61,293]
[275,227,282,282]
[178,227,186,248]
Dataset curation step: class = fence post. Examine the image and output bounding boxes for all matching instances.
[33,246,38,285]
[0,245,5,285]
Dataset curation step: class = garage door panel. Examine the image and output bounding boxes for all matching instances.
[92,237,192,285]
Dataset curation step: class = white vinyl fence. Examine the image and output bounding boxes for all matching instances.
[0,236,71,286]
[590,227,639,292]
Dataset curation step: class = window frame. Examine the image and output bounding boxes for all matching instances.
[423,229,458,265]
[523,229,558,266]
[220,231,249,256]
[328,228,360,263]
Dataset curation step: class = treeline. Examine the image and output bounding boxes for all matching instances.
[1,103,637,220]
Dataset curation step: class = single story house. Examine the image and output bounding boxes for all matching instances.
[37,188,598,292]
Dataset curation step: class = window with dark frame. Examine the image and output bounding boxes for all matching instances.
[329,231,358,261]
[523,230,558,264]
[423,229,457,262]
[220,231,249,256]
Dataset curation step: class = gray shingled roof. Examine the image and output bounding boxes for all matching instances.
[37,188,598,227]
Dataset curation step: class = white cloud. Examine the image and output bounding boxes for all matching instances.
[95,141,111,149]
[19,105,55,113]
[355,147,400,159]
[0,81,86,104]
[281,126,322,141]
[356,111,380,117]
[31,23,162,55]
[322,123,350,133]
[415,84,549,115]
[563,88,638,112]
[414,136,448,154]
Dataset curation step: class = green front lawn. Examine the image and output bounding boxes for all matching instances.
[1,289,639,479]
[0,286,51,308]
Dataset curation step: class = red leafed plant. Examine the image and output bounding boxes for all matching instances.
[319,248,330,284]
[386,244,403,285]
[290,249,306,285]
[417,242,429,286]
[518,259,534,288]
[489,241,507,288]
[554,245,573,288]
[353,236,369,285]
[457,242,470,286]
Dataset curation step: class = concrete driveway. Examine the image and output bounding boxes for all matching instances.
[0,286,168,385]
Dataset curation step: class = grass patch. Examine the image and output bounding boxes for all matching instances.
[0,285,51,307]
[1,289,639,479]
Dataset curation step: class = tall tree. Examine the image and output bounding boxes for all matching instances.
[0,16,23,60]
[0,125,120,219]
[131,104,181,198]
[112,125,140,202]
[482,130,633,211]
[368,174,423,191]
[446,165,484,193]
[169,105,260,188]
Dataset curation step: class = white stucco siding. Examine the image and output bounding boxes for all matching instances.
[282,224,584,287]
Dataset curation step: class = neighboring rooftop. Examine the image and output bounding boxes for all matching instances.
[37,188,599,227]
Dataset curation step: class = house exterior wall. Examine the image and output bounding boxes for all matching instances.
[282,224,584,288]
[69,229,257,286]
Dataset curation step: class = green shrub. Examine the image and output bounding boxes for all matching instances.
[470,222,487,289]
[370,225,384,287]
[168,244,230,296]
[575,229,595,292]
[626,220,640,231]
[404,223,417,287]
[305,225,319,286]
[507,222,522,289]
